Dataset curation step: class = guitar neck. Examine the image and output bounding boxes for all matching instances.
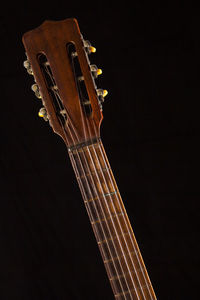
[68,139,157,300]
[22,18,158,300]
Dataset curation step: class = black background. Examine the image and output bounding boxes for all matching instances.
[0,1,200,299]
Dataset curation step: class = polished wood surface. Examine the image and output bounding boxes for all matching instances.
[22,18,102,147]
[22,18,157,299]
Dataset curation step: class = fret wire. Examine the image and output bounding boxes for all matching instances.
[89,207,132,249]
[97,232,130,245]
[111,270,141,282]
[91,211,125,225]
[97,141,156,300]
[83,145,139,300]
[104,254,145,296]
[104,249,138,264]
[84,190,117,203]
[115,284,152,298]
[76,167,109,180]
[77,176,118,200]
[108,261,146,286]
[69,150,129,298]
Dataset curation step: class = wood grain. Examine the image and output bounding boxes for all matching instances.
[22,18,103,147]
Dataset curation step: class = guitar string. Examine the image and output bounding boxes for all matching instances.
[79,57,153,298]
[45,53,145,299]
[91,139,154,300]
[84,136,141,299]
[44,83,127,296]
[86,94,154,298]
[75,76,143,298]
[67,55,139,299]
[41,45,151,298]
[75,148,136,299]
[73,48,146,298]
[98,141,156,299]
[68,151,128,298]
[52,61,129,297]
[79,45,154,298]
[66,53,136,298]
[66,120,129,299]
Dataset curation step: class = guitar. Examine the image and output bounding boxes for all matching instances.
[22,18,157,300]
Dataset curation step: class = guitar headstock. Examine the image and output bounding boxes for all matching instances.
[22,18,107,148]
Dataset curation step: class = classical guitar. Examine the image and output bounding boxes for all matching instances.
[22,18,157,300]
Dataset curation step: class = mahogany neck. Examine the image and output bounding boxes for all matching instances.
[68,139,157,300]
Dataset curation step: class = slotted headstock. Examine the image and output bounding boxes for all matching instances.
[22,18,107,148]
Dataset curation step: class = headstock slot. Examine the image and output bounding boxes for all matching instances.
[38,53,67,127]
[67,43,92,117]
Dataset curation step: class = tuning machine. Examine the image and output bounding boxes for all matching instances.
[38,107,48,121]
[97,89,108,105]
[90,64,102,78]
[83,40,96,54]
[31,83,42,99]
[23,59,33,75]
[78,64,102,82]
[70,39,96,59]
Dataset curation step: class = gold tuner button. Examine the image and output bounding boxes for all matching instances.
[83,40,96,54]
[23,60,33,75]
[89,46,96,53]
[31,84,42,99]
[38,107,48,121]
[90,65,102,78]
[96,68,102,75]
[103,89,108,97]
[97,89,108,97]
[83,39,92,48]
[97,89,108,103]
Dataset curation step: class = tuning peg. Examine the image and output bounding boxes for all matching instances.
[88,46,96,53]
[90,65,102,78]
[31,83,42,99]
[97,89,108,98]
[97,89,108,106]
[83,40,96,54]
[23,60,29,68]
[38,107,48,121]
[23,60,33,75]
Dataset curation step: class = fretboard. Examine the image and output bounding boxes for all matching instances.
[68,140,157,300]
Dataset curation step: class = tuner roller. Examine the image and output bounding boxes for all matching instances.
[31,84,42,99]
[38,107,48,121]
[71,51,78,58]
